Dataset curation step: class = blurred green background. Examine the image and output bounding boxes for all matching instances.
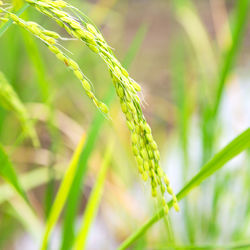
[0,0,250,249]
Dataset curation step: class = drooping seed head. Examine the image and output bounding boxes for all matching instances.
[164,204,169,214]
[143,161,149,171]
[130,80,141,92]
[173,202,180,212]
[132,145,139,156]
[42,29,60,39]
[48,45,60,54]
[126,121,134,131]
[98,102,109,114]
[142,172,148,182]
[136,155,143,165]
[81,79,91,91]
[88,44,99,53]
[68,59,79,71]
[86,23,98,36]
[167,186,173,195]
[74,70,84,80]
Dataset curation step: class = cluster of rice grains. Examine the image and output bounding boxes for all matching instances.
[0,8,108,114]
[7,0,179,213]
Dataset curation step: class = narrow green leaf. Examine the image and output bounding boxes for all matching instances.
[73,140,114,250]
[118,128,250,249]
[40,134,86,250]
[60,24,148,250]
[0,144,29,204]
[213,0,249,117]
[0,3,29,37]
[0,72,39,146]
[0,164,64,205]
[155,241,250,249]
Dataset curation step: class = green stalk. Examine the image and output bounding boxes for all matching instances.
[118,128,250,249]
[73,140,114,250]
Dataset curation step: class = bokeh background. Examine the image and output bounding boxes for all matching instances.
[0,0,250,249]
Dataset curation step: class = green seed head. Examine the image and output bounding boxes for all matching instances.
[81,79,91,91]
[151,141,158,150]
[136,155,143,165]
[121,67,129,77]
[127,102,136,114]
[74,70,84,80]
[141,148,148,160]
[167,186,173,195]
[114,66,123,79]
[164,175,170,185]
[151,188,157,197]
[52,9,67,18]
[143,161,149,171]
[88,44,99,53]
[142,172,148,182]
[131,133,139,144]
[157,167,163,177]
[9,13,20,23]
[125,111,133,122]
[117,86,124,98]
[86,23,98,36]
[48,45,60,54]
[154,150,160,160]
[56,53,66,62]
[121,102,128,113]
[126,121,134,130]
[164,204,169,214]
[144,123,151,134]
[132,145,139,156]
[146,133,153,142]
[160,184,165,194]
[53,0,68,8]
[42,30,60,39]
[138,164,144,174]
[98,102,109,114]
[68,59,79,71]
[131,80,141,92]
[86,91,94,99]
[173,202,180,212]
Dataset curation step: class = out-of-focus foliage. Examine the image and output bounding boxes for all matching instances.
[0,0,249,249]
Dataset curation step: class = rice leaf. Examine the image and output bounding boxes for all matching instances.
[0,143,29,204]
[40,134,86,250]
[73,140,114,250]
[213,0,249,117]
[118,128,250,249]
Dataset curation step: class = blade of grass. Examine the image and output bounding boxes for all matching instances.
[0,164,64,204]
[0,143,30,205]
[201,0,249,163]
[40,134,86,250]
[73,140,114,250]
[118,128,250,249]
[170,37,195,242]
[154,241,250,249]
[9,196,43,240]
[60,24,148,250]
[213,0,249,117]
[174,0,217,80]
